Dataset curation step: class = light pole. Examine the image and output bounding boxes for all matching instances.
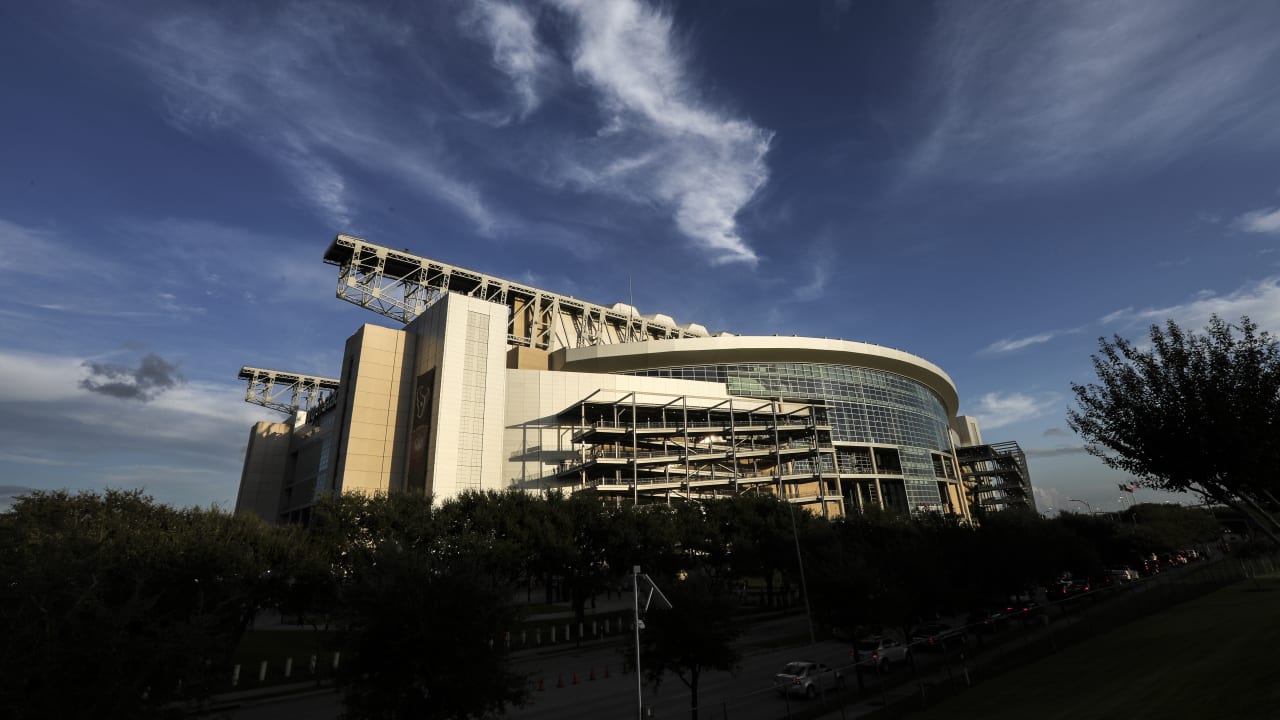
[786,500,816,645]
[1068,498,1093,515]
[1118,495,1137,527]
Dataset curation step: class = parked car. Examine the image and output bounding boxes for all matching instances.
[909,622,964,650]
[966,607,1009,633]
[773,661,843,699]
[1106,567,1136,582]
[1065,579,1092,598]
[1004,601,1048,626]
[1046,578,1092,600]
[853,636,910,671]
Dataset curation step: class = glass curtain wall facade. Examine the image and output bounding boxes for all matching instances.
[627,363,955,511]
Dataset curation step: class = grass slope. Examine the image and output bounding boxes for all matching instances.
[911,575,1280,720]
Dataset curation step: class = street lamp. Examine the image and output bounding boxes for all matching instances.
[1068,498,1093,515]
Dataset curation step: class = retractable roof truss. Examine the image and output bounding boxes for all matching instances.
[238,366,339,416]
[323,234,712,350]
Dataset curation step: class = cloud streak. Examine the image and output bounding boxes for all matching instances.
[465,1,551,122]
[970,390,1060,431]
[982,332,1057,354]
[1099,276,1280,335]
[911,0,1280,183]
[545,0,773,264]
[1236,206,1280,234]
[129,3,498,233]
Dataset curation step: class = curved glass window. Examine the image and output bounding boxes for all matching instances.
[626,362,951,452]
[625,362,955,509]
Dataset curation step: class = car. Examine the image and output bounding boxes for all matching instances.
[1065,579,1092,597]
[1106,567,1136,582]
[966,607,1009,633]
[909,622,965,650]
[1046,578,1092,600]
[1004,601,1048,626]
[852,636,910,671]
[773,661,843,699]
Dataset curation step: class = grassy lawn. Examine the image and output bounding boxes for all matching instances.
[233,628,335,668]
[910,574,1280,720]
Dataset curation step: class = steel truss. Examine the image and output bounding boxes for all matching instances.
[323,234,712,350]
[549,390,844,517]
[238,366,340,416]
[955,441,1035,513]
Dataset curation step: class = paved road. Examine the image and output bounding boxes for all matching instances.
[222,562,1228,720]
[221,613,897,720]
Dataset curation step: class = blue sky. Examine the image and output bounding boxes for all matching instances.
[3,0,1280,514]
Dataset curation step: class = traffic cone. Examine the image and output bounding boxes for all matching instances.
[557,674,564,688]
[572,672,579,685]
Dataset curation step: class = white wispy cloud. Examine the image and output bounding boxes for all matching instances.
[0,219,206,326]
[1032,486,1072,515]
[546,0,773,264]
[910,0,1280,182]
[0,347,273,506]
[981,332,1057,354]
[969,391,1060,431]
[1236,206,1280,234]
[464,0,551,121]
[128,3,498,233]
[1099,276,1280,335]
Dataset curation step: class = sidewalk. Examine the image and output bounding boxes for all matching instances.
[190,679,337,717]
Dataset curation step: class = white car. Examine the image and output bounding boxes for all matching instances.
[853,636,910,671]
[1107,567,1136,582]
[773,661,843,699]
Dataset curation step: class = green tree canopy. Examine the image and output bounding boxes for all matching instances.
[1068,315,1280,543]
[311,492,528,720]
[0,489,300,719]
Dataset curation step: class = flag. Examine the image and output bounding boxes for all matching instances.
[1118,483,1135,493]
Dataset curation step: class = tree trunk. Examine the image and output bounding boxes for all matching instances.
[689,666,700,720]
[1200,482,1280,546]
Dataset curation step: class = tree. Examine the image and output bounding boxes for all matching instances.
[1068,316,1280,544]
[627,571,741,720]
[708,494,798,607]
[0,489,300,719]
[311,493,528,720]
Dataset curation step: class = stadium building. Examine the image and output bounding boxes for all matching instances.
[235,235,1014,524]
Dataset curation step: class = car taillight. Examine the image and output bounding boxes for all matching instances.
[871,651,879,660]
[793,678,800,686]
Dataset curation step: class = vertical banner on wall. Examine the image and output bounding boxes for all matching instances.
[407,368,435,492]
